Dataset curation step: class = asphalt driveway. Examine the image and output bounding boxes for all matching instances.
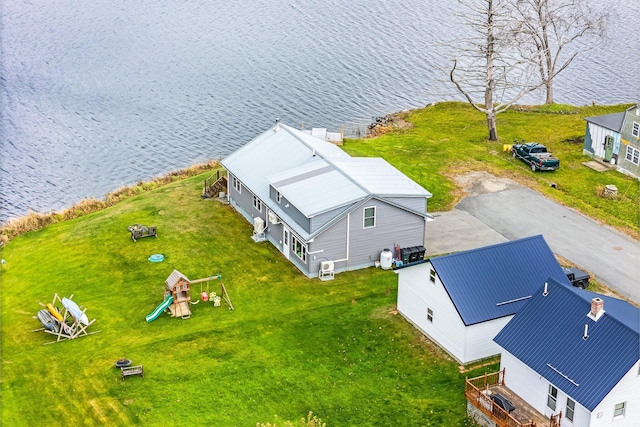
[426,173,640,304]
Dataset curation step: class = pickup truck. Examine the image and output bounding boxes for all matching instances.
[563,267,590,289]
[511,142,560,171]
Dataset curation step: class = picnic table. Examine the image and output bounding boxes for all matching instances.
[127,224,157,242]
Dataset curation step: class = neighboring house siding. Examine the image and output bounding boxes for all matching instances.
[463,318,511,363]
[397,262,513,364]
[499,352,639,427]
[617,142,640,179]
[385,196,426,213]
[585,106,640,179]
[310,201,425,275]
[590,361,640,427]
[347,199,425,270]
[397,262,467,363]
[309,205,352,234]
[584,123,594,153]
[500,351,559,419]
[265,219,284,252]
[307,217,349,275]
[584,122,621,159]
[281,202,310,233]
[618,109,640,179]
[228,174,263,224]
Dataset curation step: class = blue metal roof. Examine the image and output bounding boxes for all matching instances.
[430,235,570,326]
[494,279,639,411]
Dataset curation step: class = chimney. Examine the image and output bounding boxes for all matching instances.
[589,297,605,321]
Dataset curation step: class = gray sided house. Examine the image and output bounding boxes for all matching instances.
[220,121,433,279]
[584,103,640,179]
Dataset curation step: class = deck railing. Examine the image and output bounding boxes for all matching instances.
[465,369,536,427]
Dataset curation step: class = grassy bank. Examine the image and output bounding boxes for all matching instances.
[1,101,636,426]
[0,171,489,426]
[344,102,639,238]
[0,161,219,245]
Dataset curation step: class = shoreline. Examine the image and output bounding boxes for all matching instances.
[0,160,220,245]
[3,102,637,246]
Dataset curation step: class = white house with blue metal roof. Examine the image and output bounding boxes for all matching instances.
[220,120,433,278]
[494,279,639,426]
[395,235,571,364]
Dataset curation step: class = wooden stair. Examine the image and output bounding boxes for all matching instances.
[203,170,228,199]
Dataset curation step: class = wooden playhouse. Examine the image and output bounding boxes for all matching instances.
[165,270,193,319]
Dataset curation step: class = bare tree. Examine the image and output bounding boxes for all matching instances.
[450,0,541,141]
[511,0,609,104]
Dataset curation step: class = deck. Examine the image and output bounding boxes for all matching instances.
[465,370,560,427]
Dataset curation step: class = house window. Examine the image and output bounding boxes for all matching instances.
[566,398,575,422]
[292,235,307,263]
[363,206,376,228]
[429,269,436,283]
[427,308,434,322]
[626,145,640,165]
[632,121,639,138]
[547,385,558,411]
[614,402,626,418]
[232,176,241,193]
[253,195,262,212]
[276,191,282,203]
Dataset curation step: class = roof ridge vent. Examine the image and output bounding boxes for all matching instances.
[583,324,589,340]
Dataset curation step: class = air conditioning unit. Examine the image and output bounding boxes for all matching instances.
[321,260,334,272]
[268,211,281,225]
[319,260,335,281]
[253,217,266,234]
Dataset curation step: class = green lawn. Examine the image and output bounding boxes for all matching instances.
[1,102,637,426]
[1,174,490,426]
[344,102,639,237]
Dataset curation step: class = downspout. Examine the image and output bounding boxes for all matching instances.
[333,212,350,266]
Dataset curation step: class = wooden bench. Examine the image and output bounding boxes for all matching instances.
[121,365,144,380]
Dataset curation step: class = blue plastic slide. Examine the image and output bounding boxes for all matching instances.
[145,295,174,322]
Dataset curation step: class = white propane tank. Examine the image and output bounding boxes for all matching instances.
[380,248,393,270]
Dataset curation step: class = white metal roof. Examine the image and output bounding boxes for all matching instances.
[270,165,366,217]
[221,121,431,237]
[333,158,432,197]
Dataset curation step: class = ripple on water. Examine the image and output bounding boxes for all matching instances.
[1,0,638,223]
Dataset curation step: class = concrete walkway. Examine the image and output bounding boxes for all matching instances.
[426,174,639,304]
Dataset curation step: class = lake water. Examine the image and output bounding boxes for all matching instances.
[1,0,638,223]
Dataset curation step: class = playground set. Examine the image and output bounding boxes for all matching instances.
[146,269,233,322]
[33,293,99,344]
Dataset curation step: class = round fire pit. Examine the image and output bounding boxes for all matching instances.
[115,358,132,368]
